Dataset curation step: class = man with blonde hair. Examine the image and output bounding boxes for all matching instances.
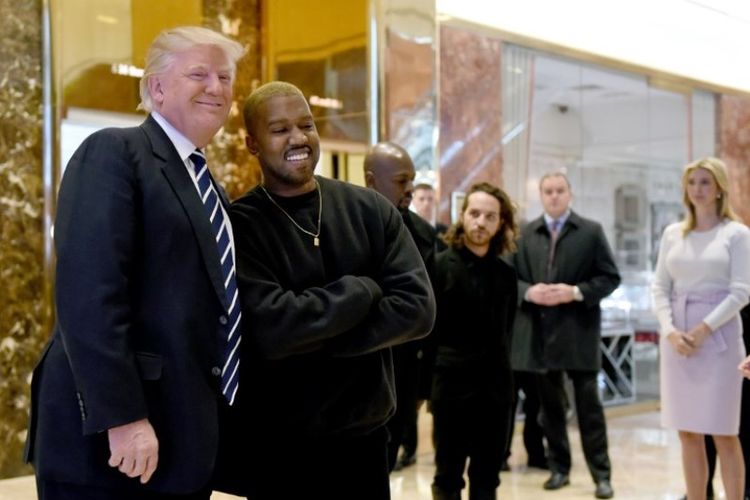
[231,81,435,499]
[26,26,245,500]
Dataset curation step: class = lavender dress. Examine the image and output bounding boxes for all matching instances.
[652,221,750,435]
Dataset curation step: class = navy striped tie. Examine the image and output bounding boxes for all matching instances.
[190,150,241,405]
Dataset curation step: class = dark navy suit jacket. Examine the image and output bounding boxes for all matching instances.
[25,115,232,494]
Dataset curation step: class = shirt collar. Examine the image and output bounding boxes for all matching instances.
[151,111,199,162]
[544,209,571,229]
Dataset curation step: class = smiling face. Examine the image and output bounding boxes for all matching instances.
[245,93,320,196]
[148,44,233,147]
[686,167,720,213]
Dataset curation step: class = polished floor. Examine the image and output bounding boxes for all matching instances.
[0,405,728,499]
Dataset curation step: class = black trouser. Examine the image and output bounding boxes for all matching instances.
[704,375,750,496]
[247,427,391,500]
[537,369,611,481]
[505,371,546,465]
[401,402,420,457]
[36,479,210,500]
[432,394,512,493]
[386,345,421,471]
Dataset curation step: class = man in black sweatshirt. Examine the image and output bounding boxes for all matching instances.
[229,81,436,500]
[364,142,439,472]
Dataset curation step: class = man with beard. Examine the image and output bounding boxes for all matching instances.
[511,172,620,499]
[430,182,519,500]
[229,82,435,499]
[364,142,439,472]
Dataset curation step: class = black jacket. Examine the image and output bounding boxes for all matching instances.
[511,211,621,371]
[431,247,517,402]
[401,210,439,399]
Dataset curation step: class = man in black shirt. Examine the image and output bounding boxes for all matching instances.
[364,142,438,472]
[230,81,435,500]
[430,182,519,500]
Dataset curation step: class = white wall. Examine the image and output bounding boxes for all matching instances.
[437,0,750,94]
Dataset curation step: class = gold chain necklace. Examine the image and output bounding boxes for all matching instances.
[259,181,322,246]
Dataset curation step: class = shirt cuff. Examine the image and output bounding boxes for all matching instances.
[573,285,584,301]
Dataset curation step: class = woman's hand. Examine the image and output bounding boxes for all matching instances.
[738,355,750,379]
[685,322,712,351]
[667,330,696,357]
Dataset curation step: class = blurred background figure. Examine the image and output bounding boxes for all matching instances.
[412,182,448,236]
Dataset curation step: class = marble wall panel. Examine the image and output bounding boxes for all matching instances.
[204,0,263,200]
[438,24,503,225]
[0,0,46,479]
[718,95,750,225]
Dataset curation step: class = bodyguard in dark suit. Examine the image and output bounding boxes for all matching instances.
[25,27,245,500]
[364,141,438,472]
[511,172,620,499]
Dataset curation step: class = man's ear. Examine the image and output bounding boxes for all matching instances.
[147,76,164,105]
[364,170,375,188]
[245,134,258,156]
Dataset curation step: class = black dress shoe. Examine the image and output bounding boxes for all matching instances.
[595,479,614,499]
[543,472,570,490]
[393,451,416,471]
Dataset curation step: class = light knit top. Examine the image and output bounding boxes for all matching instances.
[651,219,750,335]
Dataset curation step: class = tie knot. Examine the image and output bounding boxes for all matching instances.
[190,150,206,170]
[550,219,560,233]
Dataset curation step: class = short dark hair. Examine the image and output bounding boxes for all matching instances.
[442,182,519,256]
[539,171,571,191]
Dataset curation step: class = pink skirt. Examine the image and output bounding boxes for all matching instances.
[660,290,745,435]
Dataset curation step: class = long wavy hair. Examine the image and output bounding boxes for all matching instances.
[442,182,520,256]
[681,157,739,235]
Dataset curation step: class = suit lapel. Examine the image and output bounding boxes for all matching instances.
[141,116,230,312]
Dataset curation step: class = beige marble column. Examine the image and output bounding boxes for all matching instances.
[438,24,503,225]
[718,95,750,225]
[204,0,263,200]
[0,0,46,479]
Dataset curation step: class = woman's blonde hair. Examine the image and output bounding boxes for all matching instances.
[681,157,738,235]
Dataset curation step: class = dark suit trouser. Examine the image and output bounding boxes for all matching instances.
[704,373,750,496]
[432,395,512,492]
[386,345,420,471]
[401,404,419,456]
[248,427,390,500]
[537,369,611,481]
[36,479,210,500]
[505,371,546,464]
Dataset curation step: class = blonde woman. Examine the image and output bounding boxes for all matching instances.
[652,157,750,500]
